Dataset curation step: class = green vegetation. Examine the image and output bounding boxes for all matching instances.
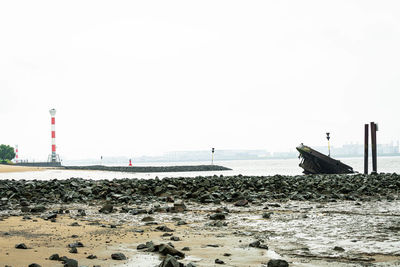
[0,144,16,163]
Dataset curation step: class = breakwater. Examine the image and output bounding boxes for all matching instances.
[63,165,231,173]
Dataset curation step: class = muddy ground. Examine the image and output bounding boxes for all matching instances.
[1,200,400,267]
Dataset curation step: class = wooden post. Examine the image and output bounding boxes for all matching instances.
[370,122,377,174]
[364,124,369,174]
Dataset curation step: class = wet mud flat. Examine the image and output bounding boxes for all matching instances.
[1,173,400,266]
[1,201,400,266]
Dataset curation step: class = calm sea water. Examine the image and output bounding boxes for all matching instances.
[1,156,399,180]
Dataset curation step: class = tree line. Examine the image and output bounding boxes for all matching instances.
[0,144,16,163]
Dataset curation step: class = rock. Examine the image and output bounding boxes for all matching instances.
[28,264,41,267]
[176,220,187,226]
[99,204,113,213]
[68,242,84,248]
[15,243,28,249]
[207,221,227,227]
[158,254,183,267]
[262,212,272,219]
[333,246,345,252]
[77,209,86,216]
[249,240,261,247]
[31,205,46,212]
[223,253,231,256]
[129,209,147,215]
[111,253,127,260]
[170,236,180,241]
[141,216,155,222]
[157,243,185,258]
[172,203,186,212]
[63,258,78,267]
[249,240,268,249]
[267,259,289,267]
[137,243,148,250]
[162,233,173,237]
[21,206,30,212]
[210,213,225,220]
[215,259,224,264]
[69,247,78,253]
[268,203,281,208]
[234,199,248,207]
[87,254,97,259]
[49,253,60,260]
[156,225,174,232]
[154,186,164,195]
[60,256,69,262]
[182,246,190,251]
[144,241,156,252]
[43,213,57,220]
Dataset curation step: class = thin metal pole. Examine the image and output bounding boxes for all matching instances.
[364,124,369,174]
[370,122,377,174]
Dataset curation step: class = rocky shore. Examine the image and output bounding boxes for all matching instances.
[1,173,400,266]
[0,173,399,206]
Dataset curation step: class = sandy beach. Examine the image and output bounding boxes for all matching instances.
[1,174,400,266]
[0,164,50,173]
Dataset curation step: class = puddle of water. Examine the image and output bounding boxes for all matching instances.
[117,253,160,267]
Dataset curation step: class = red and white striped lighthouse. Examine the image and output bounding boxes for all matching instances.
[15,145,18,163]
[49,109,57,162]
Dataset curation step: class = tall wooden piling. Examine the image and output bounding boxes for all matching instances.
[364,124,369,174]
[370,122,377,174]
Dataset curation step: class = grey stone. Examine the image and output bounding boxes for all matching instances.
[210,213,225,220]
[267,259,289,267]
[111,252,127,260]
[15,243,27,249]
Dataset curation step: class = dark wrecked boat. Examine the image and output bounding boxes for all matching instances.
[296,144,354,174]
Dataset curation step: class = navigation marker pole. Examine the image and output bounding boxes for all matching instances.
[211,148,215,165]
[326,133,331,157]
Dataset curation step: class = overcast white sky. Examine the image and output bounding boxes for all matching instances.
[1,1,399,161]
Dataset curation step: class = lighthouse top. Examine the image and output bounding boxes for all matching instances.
[49,109,56,116]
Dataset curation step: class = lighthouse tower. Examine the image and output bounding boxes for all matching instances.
[49,109,59,163]
[15,145,18,163]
